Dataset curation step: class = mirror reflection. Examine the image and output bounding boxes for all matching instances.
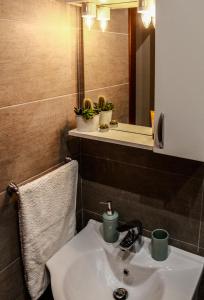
[83,8,155,134]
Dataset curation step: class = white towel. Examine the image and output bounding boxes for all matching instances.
[18,161,78,300]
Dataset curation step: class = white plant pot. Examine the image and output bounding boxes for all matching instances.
[99,110,112,126]
[76,115,99,132]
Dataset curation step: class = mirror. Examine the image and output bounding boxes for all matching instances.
[82,8,155,134]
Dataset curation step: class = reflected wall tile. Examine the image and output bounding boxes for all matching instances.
[85,83,129,123]
[84,30,128,90]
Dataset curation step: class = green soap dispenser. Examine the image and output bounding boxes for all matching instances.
[100,201,119,243]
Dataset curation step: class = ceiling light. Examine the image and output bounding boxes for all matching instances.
[97,7,110,32]
[82,3,96,30]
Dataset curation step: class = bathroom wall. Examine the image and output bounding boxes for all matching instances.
[0,1,81,299]
[81,139,204,255]
[80,139,204,298]
[84,9,129,123]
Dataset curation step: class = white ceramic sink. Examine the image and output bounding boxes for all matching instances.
[47,220,204,300]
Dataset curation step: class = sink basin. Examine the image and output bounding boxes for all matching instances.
[47,220,204,300]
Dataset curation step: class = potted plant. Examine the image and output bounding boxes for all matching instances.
[74,98,99,132]
[94,96,114,126]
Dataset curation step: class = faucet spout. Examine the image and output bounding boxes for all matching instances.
[117,220,143,253]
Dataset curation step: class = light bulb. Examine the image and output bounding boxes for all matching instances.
[100,19,108,32]
[84,17,94,31]
[97,7,110,32]
[152,16,156,27]
[141,12,151,28]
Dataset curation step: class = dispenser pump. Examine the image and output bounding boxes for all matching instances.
[100,201,113,216]
[100,201,119,243]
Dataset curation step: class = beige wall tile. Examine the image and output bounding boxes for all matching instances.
[85,83,129,123]
[84,30,128,91]
[0,20,78,107]
[0,0,67,24]
[0,94,77,192]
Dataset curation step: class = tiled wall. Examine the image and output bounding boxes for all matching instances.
[80,139,204,255]
[0,1,81,299]
[83,9,129,123]
[80,139,204,298]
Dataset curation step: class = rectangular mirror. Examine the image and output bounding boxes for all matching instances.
[82,7,155,133]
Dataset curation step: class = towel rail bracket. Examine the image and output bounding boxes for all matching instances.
[7,182,19,196]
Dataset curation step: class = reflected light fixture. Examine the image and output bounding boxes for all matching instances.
[141,12,152,28]
[138,0,156,29]
[97,7,110,32]
[82,2,96,30]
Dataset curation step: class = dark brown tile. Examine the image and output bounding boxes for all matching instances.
[0,192,21,271]
[82,179,201,245]
[81,155,203,204]
[81,140,204,179]
[0,94,77,192]
[76,210,83,232]
[198,185,204,248]
[0,258,26,300]
[169,239,198,255]
[198,248,204,257]
[76,174,82,212]
[83,209,102,227]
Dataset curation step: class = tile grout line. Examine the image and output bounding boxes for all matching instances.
[81,153,202,181]
[0,257,20,275]
[85,82,129,93]
[0,82,129,111]
[0,161,64,196]
[85,28,128,36]
[0,92,78,111]
[197,182,204,251]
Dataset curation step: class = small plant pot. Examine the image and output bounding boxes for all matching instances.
[76,115,99,132]
[99,127,109,133]
[110,123,118,128]
[99,110,112,126]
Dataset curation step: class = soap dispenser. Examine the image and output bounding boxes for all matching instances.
[100,201,119,243]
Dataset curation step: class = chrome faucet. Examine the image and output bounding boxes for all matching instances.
[117,220,143,253]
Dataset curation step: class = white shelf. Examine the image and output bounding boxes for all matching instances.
[69,125,154,150]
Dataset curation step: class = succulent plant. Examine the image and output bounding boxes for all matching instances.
[94,96,114,112]
[74,98,99,120]
[83,98,93,110]
[110,120,118,125]
[98,96,106,109]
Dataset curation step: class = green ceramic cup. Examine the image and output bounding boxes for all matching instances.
[151,229,169,261]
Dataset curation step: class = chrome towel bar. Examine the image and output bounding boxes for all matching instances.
[6,156,72,197]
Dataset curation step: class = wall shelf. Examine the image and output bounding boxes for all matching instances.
[69,124,154,150]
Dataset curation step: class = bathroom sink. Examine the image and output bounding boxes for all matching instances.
[47,220,204,300]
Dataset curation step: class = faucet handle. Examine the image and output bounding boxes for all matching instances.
[117,220,143,235]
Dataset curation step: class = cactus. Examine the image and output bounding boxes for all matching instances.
[98,96,106,109]
[83,98,93,110]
